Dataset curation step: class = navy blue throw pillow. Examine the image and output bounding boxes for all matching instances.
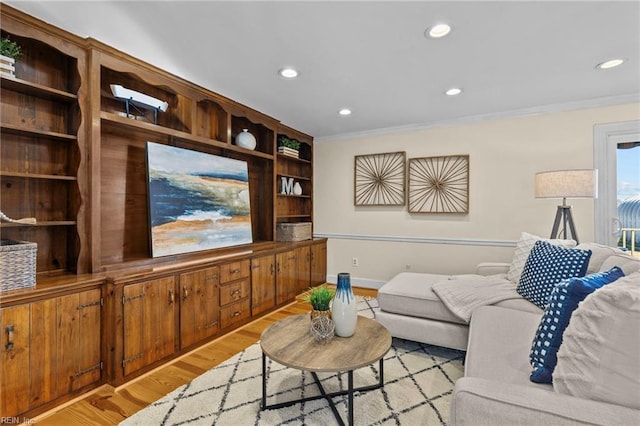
[529,266,625,384]
[517,240,591,309]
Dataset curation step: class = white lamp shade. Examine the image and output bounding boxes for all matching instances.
[535,169,598,199]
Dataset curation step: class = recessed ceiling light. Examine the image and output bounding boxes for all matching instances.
[445,87,462,96]
[425,23,451,39]
[279,67,299,78]
[596,58,625,70]
[338,108,352,116]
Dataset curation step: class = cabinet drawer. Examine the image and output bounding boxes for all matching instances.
[219,260,250,283]
[220,299,250,329]
[219,279,250,306]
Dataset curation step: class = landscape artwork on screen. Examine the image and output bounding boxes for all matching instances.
[146,141,253,257]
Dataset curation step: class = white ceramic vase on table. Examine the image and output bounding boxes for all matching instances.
[332,272,357,337]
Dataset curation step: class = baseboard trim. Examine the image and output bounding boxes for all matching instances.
[313,232,516,248]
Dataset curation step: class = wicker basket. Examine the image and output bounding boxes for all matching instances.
[1,240,37,291]
[276,222,312,242]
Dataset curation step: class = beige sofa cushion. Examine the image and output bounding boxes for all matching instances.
[377,272,467,324]
[507,232,576,284]
[599,253,640,275]
[493,297,543,314]
[553,272,640,410]
[575,242,626,274]
[465,306,550,390]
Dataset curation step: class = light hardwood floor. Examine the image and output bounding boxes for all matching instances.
[34,287,378,425]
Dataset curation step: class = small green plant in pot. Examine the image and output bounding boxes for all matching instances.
[0,37,22,60]
[304,285,334,320]
[278,136,301,151]
[0,37,22,78]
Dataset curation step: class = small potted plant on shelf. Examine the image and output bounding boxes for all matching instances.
[304,284,334,320]
[0,36,22,79]
[278,136,301,159]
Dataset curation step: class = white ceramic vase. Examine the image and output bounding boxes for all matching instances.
[331,272,357,337]
[293,182,303,196]
[236,129,256,150]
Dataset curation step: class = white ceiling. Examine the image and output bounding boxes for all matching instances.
[5,1,640,140]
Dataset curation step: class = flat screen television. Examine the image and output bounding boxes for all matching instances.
[146,141,253,257]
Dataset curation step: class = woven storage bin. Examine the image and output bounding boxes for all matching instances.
[276,222,312,242]
[1,240,37,291]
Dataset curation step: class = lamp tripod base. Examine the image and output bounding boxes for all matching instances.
[550,205,579,243]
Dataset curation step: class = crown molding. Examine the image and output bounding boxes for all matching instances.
[315,94,640,144]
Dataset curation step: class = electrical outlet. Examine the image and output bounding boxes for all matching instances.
[352,257,359,267]
[405,264,411,270]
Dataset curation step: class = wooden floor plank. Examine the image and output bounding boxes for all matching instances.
[34,287,378,425]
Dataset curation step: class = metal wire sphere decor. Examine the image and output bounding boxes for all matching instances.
[310,315,335,344]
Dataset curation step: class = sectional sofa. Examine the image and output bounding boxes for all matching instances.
[374,234,640,425]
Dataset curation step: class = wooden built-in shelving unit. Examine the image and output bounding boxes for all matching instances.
[0,4,326,420]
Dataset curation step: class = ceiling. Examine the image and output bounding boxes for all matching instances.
[5,1,640,140]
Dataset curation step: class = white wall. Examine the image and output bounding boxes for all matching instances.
[314,103,640,287]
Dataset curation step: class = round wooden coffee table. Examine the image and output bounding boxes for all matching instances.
[260,314,391,426]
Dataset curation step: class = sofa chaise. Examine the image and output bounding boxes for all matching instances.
[373,233,640,425]
[374,236,640,350]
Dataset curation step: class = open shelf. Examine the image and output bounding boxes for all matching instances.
[0,123,77,142]
[100,111,274,161]
[277,153,312,164]
[0,171,77,181]
[0,26,84,275]
[1,75,78,102]
[0,221,76,228]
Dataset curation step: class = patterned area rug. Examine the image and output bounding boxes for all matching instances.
[121,298,465,426]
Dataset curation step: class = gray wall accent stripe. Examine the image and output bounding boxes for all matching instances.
[313,232,517,247]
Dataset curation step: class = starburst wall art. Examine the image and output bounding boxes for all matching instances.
[354,151,406,206]
[408,155,469,213]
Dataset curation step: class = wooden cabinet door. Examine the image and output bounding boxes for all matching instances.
[180,267,219,349]
[123,276,177,376]
[0,289,102,417]
[310,241,327,286]
[276,250,298,304]
[62,289,103,391]
[29,298,57,409]
[296,245,311,293]
[0,304,30,417]
[251,254,275,316]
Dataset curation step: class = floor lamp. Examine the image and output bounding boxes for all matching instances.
[535,169,598,244]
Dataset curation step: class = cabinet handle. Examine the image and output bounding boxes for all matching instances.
[270,263,275,275]
[231,289,241,296]
[231,268,241,274]
[5,325,14,351]
[168,289,175,305]
[277,262,281,273]
[182,286,189,300]
[232,311,241,317]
